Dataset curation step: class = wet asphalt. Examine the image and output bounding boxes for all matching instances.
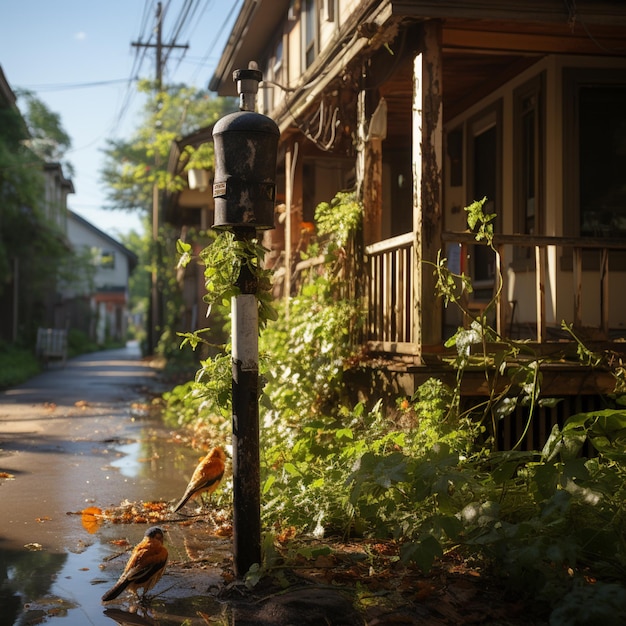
[0,344,365,626]
[0,343,168,553]
[0,344,233,625]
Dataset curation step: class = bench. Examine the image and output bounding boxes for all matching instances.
[36,327,68,366]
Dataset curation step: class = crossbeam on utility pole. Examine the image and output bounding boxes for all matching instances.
[131,1,189,90]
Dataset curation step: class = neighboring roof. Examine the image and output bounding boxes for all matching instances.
[0,64,29,138]
[0,64,17,107]
[166,124,217,177]
[44,162,75,193]
[209,0,291,95]
[67,209,138,272]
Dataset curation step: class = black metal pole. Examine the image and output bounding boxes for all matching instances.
[212,67,278,578]
[231,226,261,576]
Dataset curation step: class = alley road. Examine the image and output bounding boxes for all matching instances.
[0,343,233,625]
[0,343,169,553]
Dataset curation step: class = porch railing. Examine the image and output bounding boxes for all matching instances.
[365,231,626,353]
[365,232,416,353]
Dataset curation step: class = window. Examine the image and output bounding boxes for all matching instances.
[274,38,283,78]
[564,69,626,238]
[100,250,115,269]
[303,0,318,69]
[466,102,502,296]
[579,85,626,237]
[514,74,545,244]
[263,37,284,114]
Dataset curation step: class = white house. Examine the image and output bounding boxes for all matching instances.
[65,211,137,344]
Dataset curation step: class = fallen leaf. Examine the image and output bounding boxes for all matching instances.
[111,539,130,547]
[81,506,103,534]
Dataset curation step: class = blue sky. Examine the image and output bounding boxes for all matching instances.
[0,0,242,239]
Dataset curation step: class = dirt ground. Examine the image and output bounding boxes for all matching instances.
[93,499,550,626]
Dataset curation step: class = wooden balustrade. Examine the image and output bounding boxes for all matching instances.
[364,231,626,353]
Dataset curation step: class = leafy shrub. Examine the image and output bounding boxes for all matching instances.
[0,343,40,389]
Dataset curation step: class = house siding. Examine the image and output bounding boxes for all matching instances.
[443,54,626,331]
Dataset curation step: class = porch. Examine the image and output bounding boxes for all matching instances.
[361,230,625,404]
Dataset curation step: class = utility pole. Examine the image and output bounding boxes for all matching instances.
[132,1,188,355]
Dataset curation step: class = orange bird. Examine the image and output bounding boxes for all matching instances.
[101,526,168,603]
[173,446,226,512]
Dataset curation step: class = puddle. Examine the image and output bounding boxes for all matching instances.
[0,420,236,625]
[8,534,233,625]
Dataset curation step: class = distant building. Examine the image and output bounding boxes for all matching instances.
[65,211,137,344]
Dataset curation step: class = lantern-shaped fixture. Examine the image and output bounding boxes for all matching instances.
[212,68,279,230]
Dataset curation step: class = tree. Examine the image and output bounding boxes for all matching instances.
[17,90,73,174]
[100,80,236,216]
[0,93,74,341]
[118,229,151,344]
[100,80,237,356]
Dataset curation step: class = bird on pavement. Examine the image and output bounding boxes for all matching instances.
[173,446,226,513]
[101,526,168,604]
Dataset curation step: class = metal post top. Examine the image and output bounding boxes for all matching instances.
[233,68,263,84]
[233,66,263,112]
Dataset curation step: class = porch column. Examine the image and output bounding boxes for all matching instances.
[358,89,384,246]
[284,143,294,305]
[412,20,443,354]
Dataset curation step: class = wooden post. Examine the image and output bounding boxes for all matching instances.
[358,89,384,246]
[573,247,583,328]
[600,248,609,338]
[413,21,444,357]
[284,144,293,306]
[535,245,546,342]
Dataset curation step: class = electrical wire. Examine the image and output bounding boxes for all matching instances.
[189,0,243,86]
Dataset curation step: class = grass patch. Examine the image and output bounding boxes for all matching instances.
[0,344,41,389]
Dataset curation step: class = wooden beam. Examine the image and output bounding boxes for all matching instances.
[413,21,444,357]
[600,248,609,338]
[442,27,626,55]
[573,247,583,328]
[535,245,546,342]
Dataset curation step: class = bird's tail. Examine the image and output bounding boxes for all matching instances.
[172,492,191,513]
[101,578,130,602]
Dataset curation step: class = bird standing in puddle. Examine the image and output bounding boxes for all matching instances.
[101,526,168,604]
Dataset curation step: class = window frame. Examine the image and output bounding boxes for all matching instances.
[302,0,319,71]
[563,67,626,239]
[513,72,545,238]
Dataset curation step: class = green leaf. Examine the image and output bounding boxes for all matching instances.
[400,535,443,572]
[262,474,276,495]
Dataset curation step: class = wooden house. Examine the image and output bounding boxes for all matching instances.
[64,211,137,344]
[205,1,626,440]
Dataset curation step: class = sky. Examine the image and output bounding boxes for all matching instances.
[0,0,243,240]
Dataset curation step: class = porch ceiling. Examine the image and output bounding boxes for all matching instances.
[381,16,626,142]
[378,50,539,145]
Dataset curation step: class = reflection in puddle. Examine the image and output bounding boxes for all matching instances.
[110,441,142,478]
[0,548,68,624]
[0,423,235,625]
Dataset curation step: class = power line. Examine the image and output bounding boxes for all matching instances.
[189,0,242,86]
[18,78,137,92]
